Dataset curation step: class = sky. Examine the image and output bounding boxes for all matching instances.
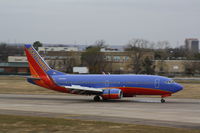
[0,0,200,46]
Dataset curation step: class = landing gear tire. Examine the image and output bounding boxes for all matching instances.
[161,99,165,103]
[94,96,101,102]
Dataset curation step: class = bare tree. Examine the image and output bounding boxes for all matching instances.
[142,57,155,74]
[0,43,8,62]
[81,45,106,74]
[126,39,149,49]
[63,58,76,73]
[94,40,107,48]
[184,61,200,76]
[47,56,58,70]
[125,39,150,74]
[156,41,170,49]
[0,43,24,62]
[148,41,156,49]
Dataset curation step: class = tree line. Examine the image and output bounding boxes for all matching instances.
[81,39,200,75]
[1,39,200,75]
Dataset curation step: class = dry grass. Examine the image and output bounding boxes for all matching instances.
[0,76,200,99]
[0,76,63,95]
[172,83,200,99]
[0,114,199,133]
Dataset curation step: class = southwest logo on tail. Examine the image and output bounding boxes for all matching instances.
[28,46,50,72]
[24,44,183,103]
[25,44,51,76]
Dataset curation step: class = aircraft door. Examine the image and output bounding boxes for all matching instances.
[155,79,160,88]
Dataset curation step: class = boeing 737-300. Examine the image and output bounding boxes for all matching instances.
[24,44,183,103]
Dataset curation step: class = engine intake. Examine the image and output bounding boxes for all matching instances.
[101,89,123,99]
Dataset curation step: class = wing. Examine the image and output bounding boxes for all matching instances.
[64,85,103,95]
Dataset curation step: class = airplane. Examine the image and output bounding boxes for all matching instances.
[24,44,183,103]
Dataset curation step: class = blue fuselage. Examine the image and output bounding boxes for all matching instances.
[51,74,183,96]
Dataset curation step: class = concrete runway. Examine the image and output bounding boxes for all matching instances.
[0,94,200,129]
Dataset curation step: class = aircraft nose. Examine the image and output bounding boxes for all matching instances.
[175,83,183,92]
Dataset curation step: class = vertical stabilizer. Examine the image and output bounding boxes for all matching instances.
[24,44,67,92]
[24,44,51,77]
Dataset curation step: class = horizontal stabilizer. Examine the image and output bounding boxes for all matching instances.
[24,76,41,80]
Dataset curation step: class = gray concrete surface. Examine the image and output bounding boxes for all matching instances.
[0,94,200,129]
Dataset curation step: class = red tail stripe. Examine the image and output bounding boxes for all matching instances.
[25,48,47,77]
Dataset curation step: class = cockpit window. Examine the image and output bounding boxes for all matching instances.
[165,80,175,84]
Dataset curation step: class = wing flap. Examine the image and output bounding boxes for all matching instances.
[64,85,103,95]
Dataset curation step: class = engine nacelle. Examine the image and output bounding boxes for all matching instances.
[101,89,123,100]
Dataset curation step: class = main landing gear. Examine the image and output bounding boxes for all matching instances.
[161,98,165,103]
[93,95,101,102]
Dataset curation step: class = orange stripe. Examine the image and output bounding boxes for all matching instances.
[29,63,40,77]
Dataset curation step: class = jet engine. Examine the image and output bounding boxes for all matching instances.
[101,89,123,100]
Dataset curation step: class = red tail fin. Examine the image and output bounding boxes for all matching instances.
[24,44,67,92]
[24,44,51,78]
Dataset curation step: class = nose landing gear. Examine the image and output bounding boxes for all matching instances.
[161,94,171,103]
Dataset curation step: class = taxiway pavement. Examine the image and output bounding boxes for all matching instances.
[0,94,199,129]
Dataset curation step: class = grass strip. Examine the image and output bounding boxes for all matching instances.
[0,114,199,133]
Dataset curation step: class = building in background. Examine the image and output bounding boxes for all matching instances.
[8,56,27,63]
[0,56,29,75]
[155,60,200,76]
[100,47,119,52]
[185,38,199,53]
[0,62,29,74]
[38,47,78,52]
[39,51,81,73]
[39,49,154,74]
[73,67,89,74]
[103,51,154,73]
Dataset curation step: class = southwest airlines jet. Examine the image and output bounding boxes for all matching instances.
[24,44,183,103]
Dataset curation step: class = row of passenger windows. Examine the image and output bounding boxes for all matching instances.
[64,81,153,84]
[62,81,175,84]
